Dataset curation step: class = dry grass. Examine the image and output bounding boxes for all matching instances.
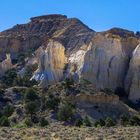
[0,125,139,140]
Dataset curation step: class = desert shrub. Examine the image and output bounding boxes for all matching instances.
[99,119,106,126]
[15,123,27,128]
[31,115,39,124]
[24,88,39,102]
[94,119,105,127]
[100,88,114,95]
[25,64,38,77]
[57,102,75,121]
[74,118,83,127]
[94,121,101,127]
[3,104,14,117]
[46,95,60,110]
[120,115,140,126]
[24,118,33,127]
[39,117,49,127]
[25,101,39,119]
[83,116,92,127]
[17,52,26,65]
[1,69,17,86]
[120,115,129,126]
[13,76,37,87]
[0,116,10,126]
[63,77,74,89]
[128,116,140,126]
[105,117,115,127]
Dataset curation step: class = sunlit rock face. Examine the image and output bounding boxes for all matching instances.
[32,40,66,88]
[125,44,140,102]
[0,14,94,61]
[80,32,138,91]
[0,54,13,76]
[1,14,140,103]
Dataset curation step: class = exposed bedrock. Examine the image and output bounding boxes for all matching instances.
[125,44,140,102]
[32,40,66,88]
[0,15,140,102]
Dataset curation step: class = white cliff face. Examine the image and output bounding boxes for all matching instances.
[125,44,140,102]
[0,54,13,76]
[68,44,91,82]
[31,35,139,103]
[32,40,66,88]
[81,34,130,90]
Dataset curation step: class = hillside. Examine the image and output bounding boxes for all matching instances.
[0,14,140,140]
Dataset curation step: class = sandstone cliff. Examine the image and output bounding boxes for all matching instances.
[125,43,140,102]
[0,54,13,76]
[0,15,140,103]
[0,14,94,61]
[32,40,66,88]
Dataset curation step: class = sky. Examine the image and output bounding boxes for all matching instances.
[0,0,140,32]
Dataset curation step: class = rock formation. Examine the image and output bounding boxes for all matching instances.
[81,32,139,90]
[0,54,13,76]
[125,43,140,102]
[0,14,94,61]
[0,15,140,102]
[75,92,119,105]
[32,40,66,88]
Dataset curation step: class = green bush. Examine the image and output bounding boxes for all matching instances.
[94,121,101,127]
[24,118,33,127]
[3,104,14,117]
[46,96,60,110]
[13,76,37,87]
[94,119,105,127]
[1,69,17,86]
[83,116,92,127]
[40,117,49,127]
[63,78,74,89]
[24,88,39,102]
[14,123,27,128]
[57,102,75,121]
[25,101,39,119]
[105,117,115,127]
[25,64,38,77]
[74,118,83,127]
[0,116,10,126]
[129,116,140,126]
[120,115,129,126]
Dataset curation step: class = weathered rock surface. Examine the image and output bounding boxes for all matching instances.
[81,32,139,90]
[0,14,94,61]
[75,92,119,105]
[32,40,66,88]
[125,44,140,102]
[0,54,13,76]
[1,15,140,102]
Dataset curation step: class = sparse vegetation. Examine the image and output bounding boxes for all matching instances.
[74,118,83,127]
[0,116,10,126]
[39,117,49,127]
[105,117,115,127]
[57,102,75,121]
[83,116,92,127]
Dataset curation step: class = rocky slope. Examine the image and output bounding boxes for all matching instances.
[0,14,140,102]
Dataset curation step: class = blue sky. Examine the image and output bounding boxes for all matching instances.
[0,0,140,32]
